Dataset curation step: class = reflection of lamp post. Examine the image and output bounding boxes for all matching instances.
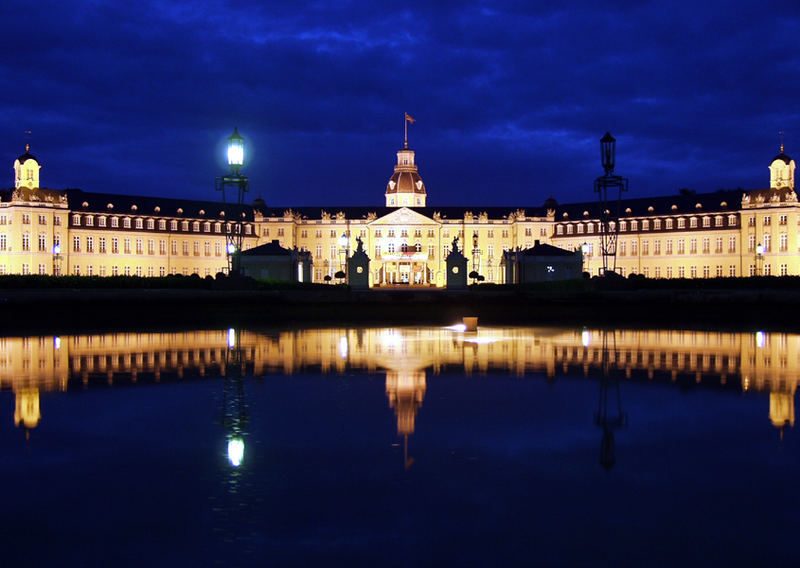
[52,243,62,276]
[756,243,765,275]
[594,330,628,470]
[215,128,249,276]
[221,328,248,477]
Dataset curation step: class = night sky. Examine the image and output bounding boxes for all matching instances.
[2,1,799,208]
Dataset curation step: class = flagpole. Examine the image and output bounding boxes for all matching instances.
[404,112,407,148]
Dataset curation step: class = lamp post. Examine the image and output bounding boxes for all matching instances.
[470,232,482,284]
[581,242,591,274]
[52,243,61,276]
[215,128,249,276]
[338,232,349,282]
[594,133,628,276]
[756,243,765,275]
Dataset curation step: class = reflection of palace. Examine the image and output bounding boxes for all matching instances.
[1,327,796,435]
[3,141,800,283]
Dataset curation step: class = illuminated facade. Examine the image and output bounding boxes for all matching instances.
[2,144,800,283]
[2,327,796,437]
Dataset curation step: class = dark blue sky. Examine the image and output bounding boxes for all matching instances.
[2,1,799,208]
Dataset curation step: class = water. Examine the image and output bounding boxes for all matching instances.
[1,327,798,567]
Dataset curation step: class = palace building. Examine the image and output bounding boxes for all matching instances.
[1,140,799,284]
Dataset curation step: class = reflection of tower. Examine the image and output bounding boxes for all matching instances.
[385,370,427,469]
[14,387,41,439]
[769,389,796,440]
[221,329,248,475]
[594,331,627,470]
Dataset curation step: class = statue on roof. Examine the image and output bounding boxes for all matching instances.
[355,236,364,253]
[451,236,460,254]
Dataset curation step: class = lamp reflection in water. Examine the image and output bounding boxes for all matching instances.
[593,330,628,470]
[221,328,248,486]
[386,370,427,469]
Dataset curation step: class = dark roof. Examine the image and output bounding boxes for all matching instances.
[16,151,37,164]
[240,240,292,256]
[65,189,255,221]
[772,152,793,164]
[254,205,548,220]
[551,189,744,221]
[520,242,577,257]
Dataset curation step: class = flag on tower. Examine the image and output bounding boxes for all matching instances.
[405,113,416,123]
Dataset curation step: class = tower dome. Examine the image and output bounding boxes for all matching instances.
[385,144,426,207]
[769,144,795,190]
[13,144,41,189]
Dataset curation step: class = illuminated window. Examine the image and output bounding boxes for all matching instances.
[87,236,94,253]
[99,237,106,253]
[111,217,119,228]
[112,238,119,253]
[99,216,107,227]
[123,218,131,229]
[148,219,155,230]
[135,218,143,229]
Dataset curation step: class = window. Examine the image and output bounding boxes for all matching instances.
[111,217,119,228]
[99,237,107,253]
[134,239,142,254]
[748,235,755,252]
[428,245,435,257]
[653,219,661,230]
[642,220,650,231]
[556,225,563,235]
[764,234,771,252]
[488,244,494,258]
[715,216,723,227]
[748,216,755,227]
[653,240,660,255]
[690,238,697,254]
[375,229,382,238]
[73,235,81,252]
[330,230,337,238]
[678,239,685,254]
[74,265,80,276]
[112,266,119,276]
[764,216,771,226]
[716,265,723,277]
[99,216,107,227]
[192,221,200,232]
[401,229,408,238]
[204,242,211,256]
[702,217,710,228]
[728,215,737,226]
[690,217,698,228]
[38,264,46,275]
[148,219,155,230]
[22,264,30,275]
[665,240,673,254]
[0,235,5,251]
[667,266,673,278]
[87,236,94,253]
[375,245,381,258]
[780,233,788,251]
[677,218,685,229]
[577,224,584,234]
[525,228,532,237]
[702,237,710,254]
[715,237,723,254]
[780,264,788,276]
[159,267,165,277]
[630,220,638,231]
[566,225,573,234]
[136,266,142,277]
[428,229,435,238]
[99,266,106,276]
[642,241,649,255]
[278,228,285,237]
[690,266,697,278]
[158,240,166,255]
[148,266,154,277]
[215,243,221,256]
[182,241,189,256]
[703,266,710,278]
[159,220,166,230]
[665,219,673,229]
[38,214,46,225]
[729,265,736,277]
[38,234,46,252]
[124,266,131,276]
[301,229,308,238]
[631,241,638,255]
[620,241,626,256]
[330,244,337,259]
[148,239,155,255]
[765,264,772,276]
[123,218,131,229]
[124,238,131,254]
[502,229,509,238]
[135,218,143,229]
[53,216,61,226]
[193,242,200,256]
[171,220,178,231]
[728,236,736,253]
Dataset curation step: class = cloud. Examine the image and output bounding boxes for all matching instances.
[1,1,799,206]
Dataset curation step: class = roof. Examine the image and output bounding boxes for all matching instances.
[15,151,37,164]
[552,189,744,221]
[386,171,426,194]
[520,242,577,257]
[240,240,292,256]
[772,152,793,164]
[64,189,255,221]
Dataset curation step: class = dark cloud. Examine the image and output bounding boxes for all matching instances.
[1,1,799,207]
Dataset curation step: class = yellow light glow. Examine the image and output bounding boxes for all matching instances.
[227,437,244,467]
[582,330,590,347]
[228,328,236,349]
[339,336,348,359]
[756,331,765,348]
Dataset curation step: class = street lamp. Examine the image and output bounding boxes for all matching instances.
[581,242,591,274]
[756,243,765,275]
[470,232,481,284]
[52,243,62,276]
[337,232,349,282]
[216,128,250,276]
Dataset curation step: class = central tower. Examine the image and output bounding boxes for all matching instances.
[385,142,427,207]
